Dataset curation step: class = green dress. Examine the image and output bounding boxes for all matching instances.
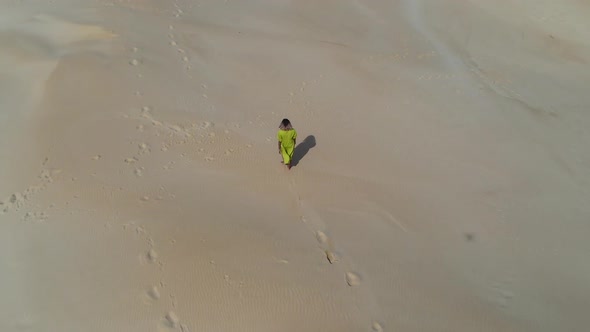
[277,129,297,165]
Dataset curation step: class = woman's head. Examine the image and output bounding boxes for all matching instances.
[279,118,292,130]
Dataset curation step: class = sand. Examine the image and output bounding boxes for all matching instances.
[1,0,590,331]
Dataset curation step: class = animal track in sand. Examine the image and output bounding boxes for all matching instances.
[163,161,175,170]
[22,211,49,222]
[134,167,144,177]
[138,142,151,155]
[139,107,194,137]
[1,160,61,214]
[1,193,25,214]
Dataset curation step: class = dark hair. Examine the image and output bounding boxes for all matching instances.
[279,118,292,129]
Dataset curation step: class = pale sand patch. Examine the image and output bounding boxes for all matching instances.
[1,0,589,331]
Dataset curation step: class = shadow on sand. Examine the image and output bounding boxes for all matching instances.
[292,135,316,167]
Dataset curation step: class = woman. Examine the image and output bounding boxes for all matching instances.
[277,118,297,169]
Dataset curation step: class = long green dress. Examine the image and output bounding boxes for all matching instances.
[277,128,297,165]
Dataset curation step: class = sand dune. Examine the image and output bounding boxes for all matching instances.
[1,0,589,331]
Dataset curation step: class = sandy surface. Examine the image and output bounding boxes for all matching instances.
[1,0,590,331]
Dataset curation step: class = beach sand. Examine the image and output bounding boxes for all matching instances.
[1,0,589,331]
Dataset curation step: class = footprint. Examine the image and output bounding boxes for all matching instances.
[134,168,144,177]
[91,155,102,160]
[325,250,338,264]
[135,226,146,235]
[138,143,151,155]
[315,231,328,244]
[345,272,361,286]
[491,283,514,308]
[125,157,138,164]
[164,311,180,328]
[147,286,161,300]
[372,321,384,332]
[163,161,175,170]
[147,248,158,263]
[130,59,140,66]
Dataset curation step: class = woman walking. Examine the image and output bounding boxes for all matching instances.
[277,118,297,169]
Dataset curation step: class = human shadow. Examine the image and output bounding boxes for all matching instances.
[291,135,316,167]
